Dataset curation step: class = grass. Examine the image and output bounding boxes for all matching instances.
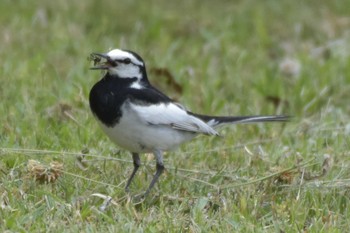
[1,0,350,231]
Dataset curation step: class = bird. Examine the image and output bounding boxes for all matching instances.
[88,48,289,197]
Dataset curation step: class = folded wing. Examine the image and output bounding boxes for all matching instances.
[128,102,219,136]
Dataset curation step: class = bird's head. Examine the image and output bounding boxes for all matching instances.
[90,49,146,82]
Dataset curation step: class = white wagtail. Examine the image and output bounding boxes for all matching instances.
[89,49,289,197]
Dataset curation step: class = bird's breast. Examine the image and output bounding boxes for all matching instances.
[89,82,126,127]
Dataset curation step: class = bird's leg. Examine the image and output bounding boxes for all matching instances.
[125,153,141,192]
[143,150,165,197]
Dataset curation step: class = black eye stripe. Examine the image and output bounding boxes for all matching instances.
[114,58,132,64]
[123,58,131,64]
[110,60,118,67]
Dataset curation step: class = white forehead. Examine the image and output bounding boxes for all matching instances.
[107,49,144,66]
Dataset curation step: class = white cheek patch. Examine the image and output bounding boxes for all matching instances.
[109,64,142,79]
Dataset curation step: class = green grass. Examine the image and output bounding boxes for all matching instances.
[1,0,350,231]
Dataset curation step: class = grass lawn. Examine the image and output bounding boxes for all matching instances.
[1,0,350,231]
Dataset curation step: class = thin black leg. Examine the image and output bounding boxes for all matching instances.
[125,153,141,192]
[143,150,165,197]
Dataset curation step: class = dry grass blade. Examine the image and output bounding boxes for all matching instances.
[218,158,317,190]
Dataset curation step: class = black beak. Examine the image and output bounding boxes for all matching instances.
[90,53,111,70]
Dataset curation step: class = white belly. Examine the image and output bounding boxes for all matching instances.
[97,113,196,153]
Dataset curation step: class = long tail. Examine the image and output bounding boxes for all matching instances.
[189,113,291,127]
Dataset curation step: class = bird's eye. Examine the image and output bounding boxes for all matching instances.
[123,58,131,64]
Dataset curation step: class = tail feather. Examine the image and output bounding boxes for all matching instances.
[189,112,291,127]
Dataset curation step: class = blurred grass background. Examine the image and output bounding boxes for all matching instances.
[1,0,350,232]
